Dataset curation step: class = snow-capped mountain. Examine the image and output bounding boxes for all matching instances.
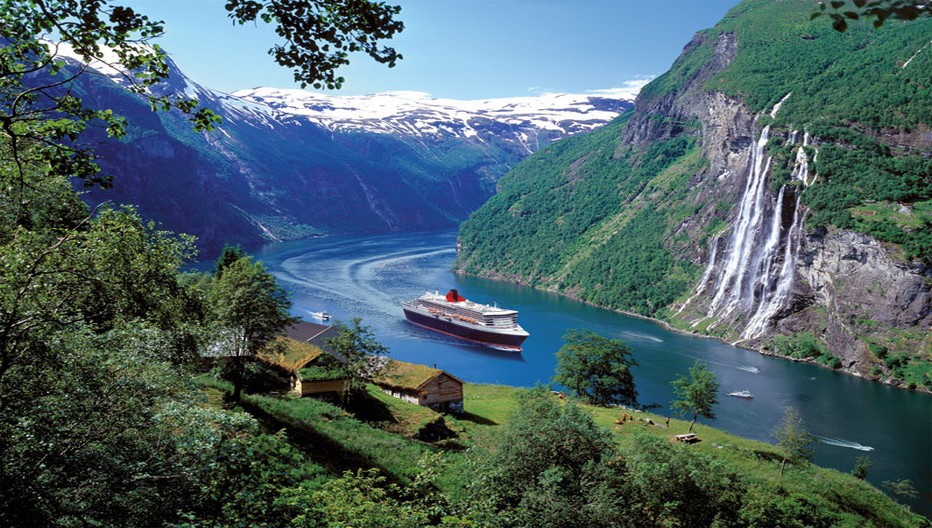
[230,88,636,150]
[52,45,637,255]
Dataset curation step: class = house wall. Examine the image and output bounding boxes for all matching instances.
[300,379,346,397]
[377,373,465,413]
[382,388,420,406]
[419,374,464,413]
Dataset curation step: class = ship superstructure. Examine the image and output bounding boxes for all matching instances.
[402,289,529,351]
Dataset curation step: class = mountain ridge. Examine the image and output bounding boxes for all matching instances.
[54,44,636,256]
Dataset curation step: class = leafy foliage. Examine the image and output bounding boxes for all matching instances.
[773,406,815,476]
[812,0,931,32]
[471,386,627,528]
[208,255,297,400]
[326,317,390,404]
[552,329,638,407]
[0,161,319,527]
[283,468,436,528]
[619,434,743,527]
[670,360,721,433]
[225,0,404,90]
[0,2,407,523]
[213,243,248,278]
[852,455,872,480]
[766,332,842,368]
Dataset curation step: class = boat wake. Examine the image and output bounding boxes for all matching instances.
[737,365,760,374]
[277,243,456,321]
[817,436,874,452]
[621,331,663,343]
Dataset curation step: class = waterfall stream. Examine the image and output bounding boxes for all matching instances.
[685,97,816,341]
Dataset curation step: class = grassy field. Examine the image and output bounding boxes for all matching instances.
[198,377,924,526]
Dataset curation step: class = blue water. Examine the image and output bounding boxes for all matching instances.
[254,229,932,515]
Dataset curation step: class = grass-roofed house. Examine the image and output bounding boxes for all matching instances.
[259,320,347,400]
[373,359,464,414]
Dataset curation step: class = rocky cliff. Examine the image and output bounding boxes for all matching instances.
[455,0,931,388]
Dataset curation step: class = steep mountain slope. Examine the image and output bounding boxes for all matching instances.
[64,49,634,255]
[455,0,931,388]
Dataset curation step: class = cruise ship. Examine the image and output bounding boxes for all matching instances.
[402,289,529,351]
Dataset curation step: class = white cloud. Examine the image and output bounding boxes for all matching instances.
[586,78,655,100]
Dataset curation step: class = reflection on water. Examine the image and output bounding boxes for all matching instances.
[255,229,932,516]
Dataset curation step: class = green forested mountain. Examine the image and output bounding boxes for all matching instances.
[455,0,931,388]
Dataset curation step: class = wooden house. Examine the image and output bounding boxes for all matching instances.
[259,321,347,400]
[373,359,464,414]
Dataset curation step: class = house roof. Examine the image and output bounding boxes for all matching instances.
[258,336,324,372]
[284,320,338,347]
[373,359,463,391]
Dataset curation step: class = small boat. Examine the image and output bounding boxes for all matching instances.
[310,311,331,321]
[728,390,754,399]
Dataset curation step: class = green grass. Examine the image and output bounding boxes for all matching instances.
[851,200,932,231]
[244,391,435,485]
[197,375,923,526]
[258,337,323,372]
[361,384,447,438]
[298,365,344,381]
[463,385,922,527]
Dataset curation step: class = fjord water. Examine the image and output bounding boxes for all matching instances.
[256,229,931,515]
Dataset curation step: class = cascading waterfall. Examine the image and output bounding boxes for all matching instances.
[742,133,812,339]
[676,231,722,316]
[706,125,774,322]
[682,94,817,340]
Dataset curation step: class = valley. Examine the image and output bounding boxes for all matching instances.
[61,48,635,255]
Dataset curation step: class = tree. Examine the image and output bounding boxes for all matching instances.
[0,1,404,525]
[325,317,389,404]
[882,479,918,503]
[225,0,404,90]
[621,434,743,527]
[852,455,871,480]
[552,329,638,407]
[812,0,931,32]
[474,386,626,528]
[670,360,720,433]
[772,406,815,477]
[208,256,297,400]
[214,244,248,278]
[1,0,404,190]
[284,468,434,528]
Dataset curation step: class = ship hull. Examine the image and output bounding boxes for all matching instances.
[403,307,528,351]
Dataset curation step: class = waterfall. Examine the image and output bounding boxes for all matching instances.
[707,126,773,320]
[742,134,811,339]
[680,96,817,340]
[676,231,722,316]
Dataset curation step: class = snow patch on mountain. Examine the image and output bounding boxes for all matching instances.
[50,40,640,144]
[230,84,641,140]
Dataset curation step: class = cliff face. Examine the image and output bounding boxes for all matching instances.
[455,0,932,388]
[787,230,932,375]
[650,30,932,382]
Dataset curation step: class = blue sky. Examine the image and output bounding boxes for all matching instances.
[130,0,740,99]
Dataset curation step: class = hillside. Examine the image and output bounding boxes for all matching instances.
[206,378,925,526]
[54,49,634,256]
[455,0,932,389]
